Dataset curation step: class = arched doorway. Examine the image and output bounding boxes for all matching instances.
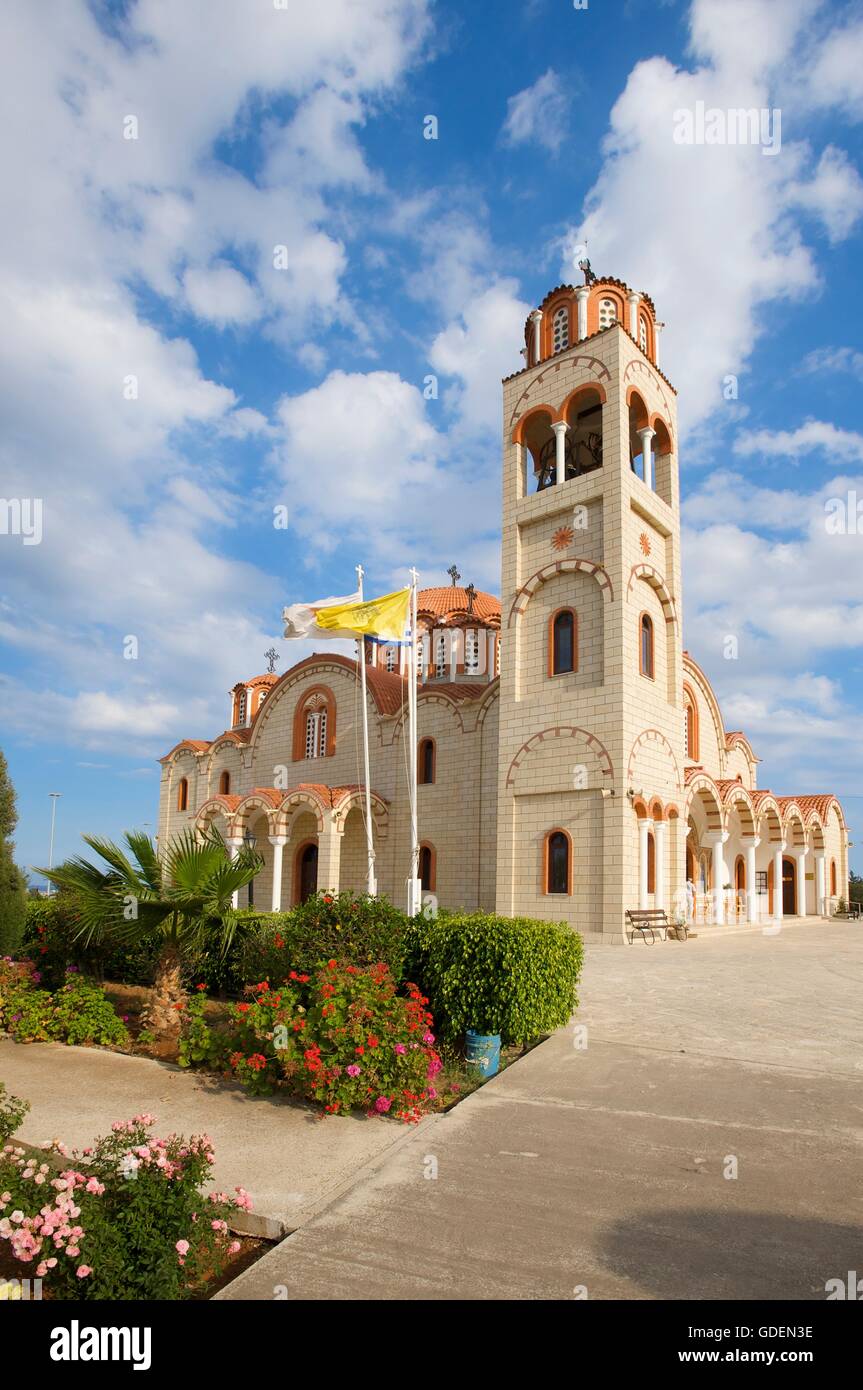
[734,855,746,923]
[782,857,796,915]
[295,841,318,905]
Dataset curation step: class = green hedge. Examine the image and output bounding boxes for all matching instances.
[404,911,584,1044]
[239,891,409,983]
[21,897,162,989]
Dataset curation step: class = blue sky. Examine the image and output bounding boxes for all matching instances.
[1,0,862,878]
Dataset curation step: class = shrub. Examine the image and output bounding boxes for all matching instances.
[200,961,441,1121]
[0,961,129,1048]
[21,896,162,989]
[0,1083,29,1146]
[0,1114,250,1299]
[404,912,584,1044]
[239,892,410,983]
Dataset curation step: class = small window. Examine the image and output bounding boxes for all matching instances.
[177,777,189,812]
[831,859,837,896]
[550,609,576,676]
[418,738,435,785]
[385,646,396,672]
[685,701,698,760]
[304,708,327,759]
[640,613,654,679]
[219,771,230,795]
[647,832,656,894]
[546,830,570,895]
[465,629,480,675]
[435,633,447,678]
[236,690,247,725]
[552,305,569,354]
[419,844,435,891]
[598,297,617,329]
[639,316,648,353]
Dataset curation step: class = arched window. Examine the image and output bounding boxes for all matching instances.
[385,645,396,672]
[419,843,436,891]
[831,859,837,896]
[464,629,480,675]
[418,738,436,785]
[177,777,189,812]
[545,829,571,895]
[435,633,447,678]
[640,613,654,679]
[218,771,230,795]
[549,609,577,676]
[685,702,698,760]
[292,686,336,761]
[236,690,247,726]
[552,305,569,354]
[639,316,648,354]
[647,831,656,894]
[598,297,617,329]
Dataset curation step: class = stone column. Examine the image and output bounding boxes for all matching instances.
[316,819,341,896]
[575,286,590,341]
[226,837,244,909]
[627,290,641,338]
[814,852,826,916]
[552,420,569,487]
[745,837,759,923]
[268,837,287,912]
[773,844,785,923]
[794,848,808,917]
[529,309,543,364]
[706,832,727,925]
[654,819,667,910]
[637,426,656,490]
[638,818,653,909]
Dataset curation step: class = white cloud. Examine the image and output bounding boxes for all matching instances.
[182,262,263,326]
[802,346,863,382]
[734,421,863,464]
[502,69,569,154]
[802,14,863,120]
[429,280,531,434]
[785,145,863,244]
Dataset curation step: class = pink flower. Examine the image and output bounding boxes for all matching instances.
[76,1265,92,1279]
[394,1043,406,1055]
[228,1240,241,1255]
[422,1032,435,1044]
[374,1096,392,1113]
[346,1064,361,1077]
[175,1239,190,1255]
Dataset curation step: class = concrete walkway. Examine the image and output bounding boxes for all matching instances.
[217,920,863,1299]
[0,1041,409,1236]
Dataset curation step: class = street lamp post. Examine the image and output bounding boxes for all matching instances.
[244,830,257,908]
[47,793,61,896]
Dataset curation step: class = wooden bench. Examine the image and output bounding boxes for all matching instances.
[626,909,670,944]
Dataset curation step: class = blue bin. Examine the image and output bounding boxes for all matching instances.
[465,1029,501,1079]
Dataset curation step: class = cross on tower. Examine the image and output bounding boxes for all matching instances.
[264,647,280,674]
[447,564,461,587]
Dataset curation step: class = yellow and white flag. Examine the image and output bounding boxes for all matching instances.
[283,587,411,643]
[314,587,411,642]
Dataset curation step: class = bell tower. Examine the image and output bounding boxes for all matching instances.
[495,267,685,940]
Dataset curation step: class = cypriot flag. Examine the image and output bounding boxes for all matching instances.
[282,590,362,641]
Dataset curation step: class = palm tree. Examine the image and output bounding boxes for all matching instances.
[39,828,261,1046]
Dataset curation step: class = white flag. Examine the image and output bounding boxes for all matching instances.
[282,590,362,640]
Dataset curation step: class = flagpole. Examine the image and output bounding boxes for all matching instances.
[355,564,377,898]
[407,567,421,916]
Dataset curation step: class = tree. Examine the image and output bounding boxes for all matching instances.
[850,871,862,908]
[39,829,261,1047]
[0,749,27,954]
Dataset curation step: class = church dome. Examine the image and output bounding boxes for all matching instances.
[417,586,501,628]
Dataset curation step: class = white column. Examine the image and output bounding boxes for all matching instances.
[654,819,667,910]
[794,848,808,917]
[773,844,785,923]
[637,426,655,490]
[529,309,543,363]
[226,837,244,909]
[655,321,663,367]
[268,837,287,913]
[745,838,759,923]
[627,290,641,338]
[551,420,569,486]
[707,833,727,924]
[575,286,590,341]
[814,852,826,916]
[638,818,653,909]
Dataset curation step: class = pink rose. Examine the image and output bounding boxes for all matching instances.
[374,1096,391,1113]
[175,1239,190,1255]
[76,1265,92,1279]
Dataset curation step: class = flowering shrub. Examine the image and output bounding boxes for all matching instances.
[212,962,441,1121]
[0,1114,250,1300]
[0,961,129,1048]
[239,892,409,983]
[178,989,228,1070]
[0,1083,29,1147]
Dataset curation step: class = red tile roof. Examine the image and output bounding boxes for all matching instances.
[417,587,501,624]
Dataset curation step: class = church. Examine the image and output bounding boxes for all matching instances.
[157,271,849,942]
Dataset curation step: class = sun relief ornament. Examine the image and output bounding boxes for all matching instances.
[552,525,575,552]
[639,531,651,556]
